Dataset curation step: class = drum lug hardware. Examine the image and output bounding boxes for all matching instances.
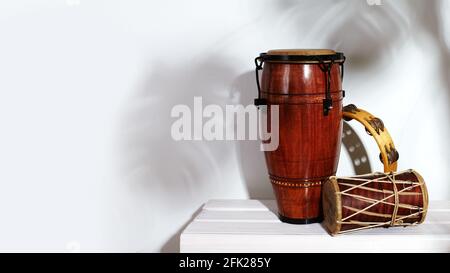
[339,56,346,82]
[316,57,334,116]
[254,98,267,106]
[323,98,333,115]
[254,55,267,107]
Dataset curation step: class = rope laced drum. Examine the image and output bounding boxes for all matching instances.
[322,169,428,235]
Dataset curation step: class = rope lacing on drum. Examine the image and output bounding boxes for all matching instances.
[386,172,400,226]
[335,171,426,235]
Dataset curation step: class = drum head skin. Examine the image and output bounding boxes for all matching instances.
[267,49,336,56]
[322,177,342,235]
[412,169,429,224]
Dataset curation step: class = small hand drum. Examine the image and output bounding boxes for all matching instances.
[322,170,428,235]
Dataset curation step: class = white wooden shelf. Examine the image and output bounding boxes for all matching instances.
[180,199,450,253]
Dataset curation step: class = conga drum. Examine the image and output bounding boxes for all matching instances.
[254,49,346,223]
[322,170,428,235]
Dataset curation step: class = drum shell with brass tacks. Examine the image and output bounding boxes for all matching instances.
[322,169,429,235]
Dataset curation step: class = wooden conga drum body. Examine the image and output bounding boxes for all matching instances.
[322,170,428,235]
[255,49,346,223]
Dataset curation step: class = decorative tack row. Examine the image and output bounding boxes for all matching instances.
[270,179,322,188]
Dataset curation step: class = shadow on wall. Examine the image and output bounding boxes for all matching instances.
[117,57,240,252]
[407,0,450,198]
[160,205,204,253]
[273,0,450,111]
[412,0,450,105]
[232,71,274,199]
[275,0,410,73]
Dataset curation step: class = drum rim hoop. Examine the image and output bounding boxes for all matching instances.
[259,52,345,64]
[411,169,429,224]
[323,176,342,235]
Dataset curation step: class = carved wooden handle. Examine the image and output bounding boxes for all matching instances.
[342,104,399,173]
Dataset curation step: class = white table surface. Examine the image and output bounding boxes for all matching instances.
[180,199,450,253]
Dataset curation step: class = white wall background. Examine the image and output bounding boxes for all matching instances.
[0,0,449,252]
